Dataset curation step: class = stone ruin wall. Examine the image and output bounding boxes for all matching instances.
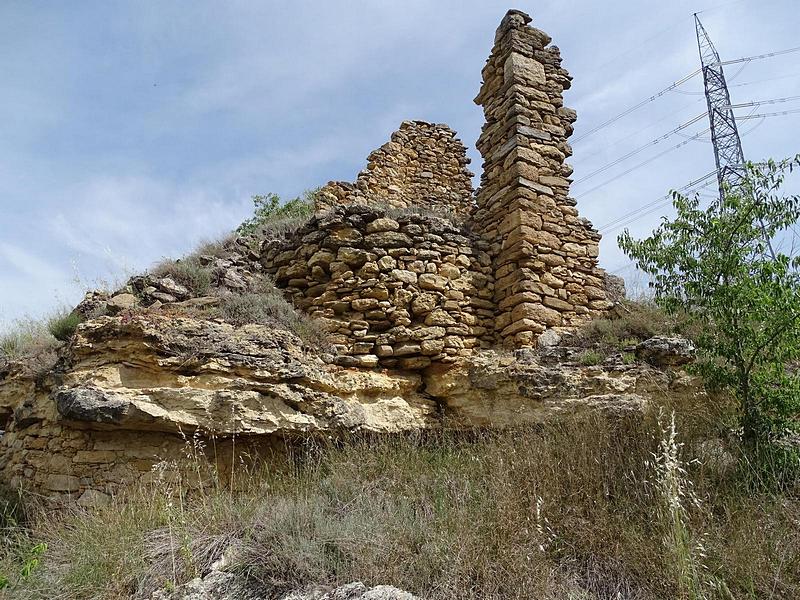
[0,376,289,504]
[0,9,625,503]
[262,205,496,370]
[266,9,613,358]
[315,120,476,218]
[472,10,611,347]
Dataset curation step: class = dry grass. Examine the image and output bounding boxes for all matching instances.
[151,256,214,298]
[0,314,66,378]
[571,300,703,361]
[1,403,797,599]
[217,281,326,348]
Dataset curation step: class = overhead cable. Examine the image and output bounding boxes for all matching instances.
[575,45,800,144]
[574,128,711,199]
[596,170,718,233]
[573,113,706,184]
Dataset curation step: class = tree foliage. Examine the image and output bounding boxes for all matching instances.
[619,157,800,445]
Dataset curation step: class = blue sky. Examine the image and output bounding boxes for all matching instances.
[1,0,798,325]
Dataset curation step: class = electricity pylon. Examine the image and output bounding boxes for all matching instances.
[695,13,776,258]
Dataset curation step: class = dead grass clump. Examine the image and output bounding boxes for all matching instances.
[250,214,312,242]
[151,256,213,297]
[46,311,81,343]
[0,320,56,362]
[0,315,65,378]
[572,299,690,356]
[218,287,326,348]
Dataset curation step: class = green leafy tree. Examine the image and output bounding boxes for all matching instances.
[619,157,800,446]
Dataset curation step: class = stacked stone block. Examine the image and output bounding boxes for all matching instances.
[262,205,495,370]
[472,9,612,347]
[315,120,475,219]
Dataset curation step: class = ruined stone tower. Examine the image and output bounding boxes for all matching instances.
[473,9,611,347]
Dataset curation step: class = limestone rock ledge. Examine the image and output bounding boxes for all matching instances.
[0,314,703,501]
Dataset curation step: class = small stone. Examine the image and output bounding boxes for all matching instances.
[366,218,400,233]
[45,474,80,492]
[635,336,696,367]
[336,354,380,368]
[391,269,418,284]
[77,489,111,507]
[155,277,190,300]
[393,343,421,356]
[411,292,438,315]
[418,273,448,292]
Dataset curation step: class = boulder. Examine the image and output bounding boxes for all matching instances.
[635,336,696,367]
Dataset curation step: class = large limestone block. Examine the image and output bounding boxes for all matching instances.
[504,52,546,87]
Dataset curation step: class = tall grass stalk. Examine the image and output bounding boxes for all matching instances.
[651,411,707,599]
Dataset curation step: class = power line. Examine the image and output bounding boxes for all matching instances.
[720,46,800,67]
[573,112,706,184]
[572,70,701,144]
[574,128,711,199]
[737,107,800,119]
[670,62,749,95]
[574,45,800,145]
[572,98,706,164]
[728,70,800,90]
[600,179,719,235]
[726,94,800,109]
[575,96,794,185]
[596,169,718,233]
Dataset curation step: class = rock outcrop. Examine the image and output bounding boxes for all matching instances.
[0,312,703,501]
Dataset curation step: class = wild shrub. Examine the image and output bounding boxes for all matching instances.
[573,300,684,358]
[152,256,213,297]
[218,283,326,347]
[577,349,603,366]
[236,190,316,238]
[46,310,82,342]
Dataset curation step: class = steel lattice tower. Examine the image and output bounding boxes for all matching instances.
[694,14,747,199]
[695,14,776,257]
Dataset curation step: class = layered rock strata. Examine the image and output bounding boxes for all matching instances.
[315,120,475,218]
[0,314,702,502]
[472,10,611,346]
[0,316,437,503]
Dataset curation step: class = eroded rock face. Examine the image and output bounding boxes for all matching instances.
[425,349,699,427]
[0,311,704,501]
[0,315,436,500]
